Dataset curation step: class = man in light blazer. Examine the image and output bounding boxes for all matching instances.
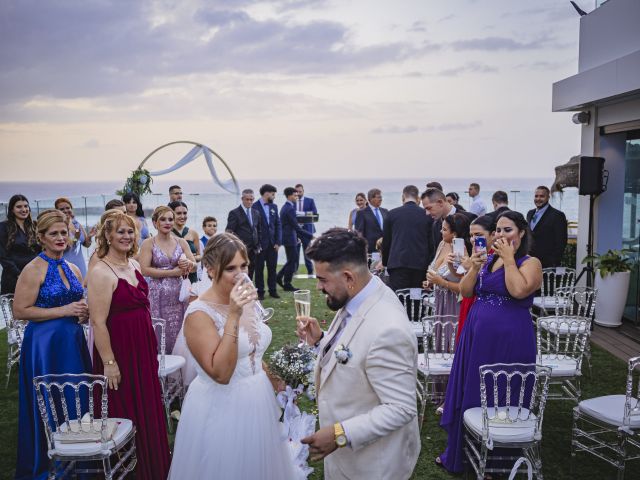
[297,228,420,480]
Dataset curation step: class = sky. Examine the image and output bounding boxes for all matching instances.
[0,0,587,184]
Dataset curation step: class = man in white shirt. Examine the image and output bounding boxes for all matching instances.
[297,228,420,480]
[468,182,487,216]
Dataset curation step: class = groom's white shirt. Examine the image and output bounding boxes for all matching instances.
[315,275,420,480]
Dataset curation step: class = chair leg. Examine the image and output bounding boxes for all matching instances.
[526,443,544,479]
[478,442,488,480]
[102,456,113,480]
[616,430,627,480]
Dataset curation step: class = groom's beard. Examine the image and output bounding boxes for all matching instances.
[323,289,349,311]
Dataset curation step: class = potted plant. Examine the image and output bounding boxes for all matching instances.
[582,249,634,327]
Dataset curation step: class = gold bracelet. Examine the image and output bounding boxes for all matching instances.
[224,332,239,338]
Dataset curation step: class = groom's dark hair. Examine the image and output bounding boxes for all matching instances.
[305,228,368,270]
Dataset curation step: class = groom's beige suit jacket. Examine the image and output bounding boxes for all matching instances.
[315,276,420,480]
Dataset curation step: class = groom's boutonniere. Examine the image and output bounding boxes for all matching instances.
[334,345,352,364]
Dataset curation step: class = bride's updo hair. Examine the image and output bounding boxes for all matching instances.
[201,232,248,282]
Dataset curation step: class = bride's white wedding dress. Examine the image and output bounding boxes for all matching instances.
[168,300,300,479]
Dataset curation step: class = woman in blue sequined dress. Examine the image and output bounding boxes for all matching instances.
[13,209,92,480]
[437,211,542,473]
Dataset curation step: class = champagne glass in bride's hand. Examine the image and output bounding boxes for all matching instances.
[294,290,311,347]
[236,273,274,322]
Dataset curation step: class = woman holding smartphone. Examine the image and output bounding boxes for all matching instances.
[436,210,541,473]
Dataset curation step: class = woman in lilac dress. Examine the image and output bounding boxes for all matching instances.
[139,206,195,353]
[437,211,542,473]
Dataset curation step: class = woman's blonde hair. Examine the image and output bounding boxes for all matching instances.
[95,209,139,259]
[152,205,174,225]
[54,197,73,209]
[36,209,68,246]
[202,232,248,282]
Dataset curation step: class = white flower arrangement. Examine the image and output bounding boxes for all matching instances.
[334,344,352,364]
[268,343,317,393]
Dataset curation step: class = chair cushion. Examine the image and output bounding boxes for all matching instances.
[52,419,133,457]
[418,353,453,376]
[539,321,588,334]
[410,322,424,338]
[464,407,538,444]
[158,354,186,375]
[578,395,640,428]
[533,297,569,310]
[539,355,580,376]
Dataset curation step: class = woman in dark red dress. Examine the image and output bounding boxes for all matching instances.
[87,209,170,480]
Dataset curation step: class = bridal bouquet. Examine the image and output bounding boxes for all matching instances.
[268,343,316,398]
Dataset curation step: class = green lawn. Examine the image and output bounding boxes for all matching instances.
[2,275,639,479]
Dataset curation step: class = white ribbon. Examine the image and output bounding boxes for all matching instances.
[148,145,239,195]
[276,384,304,429]
[508,457,533,480]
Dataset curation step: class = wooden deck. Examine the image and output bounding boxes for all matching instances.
[591,321,640,362]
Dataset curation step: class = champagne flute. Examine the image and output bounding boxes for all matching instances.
[294,290,311,347]
[237,273,274,322]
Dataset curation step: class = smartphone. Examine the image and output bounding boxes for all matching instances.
[474,236,487,259]
[453,238,465,258]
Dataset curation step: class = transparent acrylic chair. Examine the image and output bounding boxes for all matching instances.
[395,288,435,339]
[571,356,640,479]
[536,315,590,402]
[33,373,137,479]
[554,286,598,376]
[463,363,552,480]
[1,293,27,387]
[417,314,458,404]
[151,317,186,433]
[533,267,576,315]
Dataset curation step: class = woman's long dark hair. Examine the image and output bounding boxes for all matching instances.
[5,194,37,250]
[122,192,145,218]
[444,213,472,255]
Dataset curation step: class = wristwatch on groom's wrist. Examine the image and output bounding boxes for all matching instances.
[334,422,347,448]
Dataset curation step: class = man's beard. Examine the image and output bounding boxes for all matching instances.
[267,197,274,204]
[323,289,349,311]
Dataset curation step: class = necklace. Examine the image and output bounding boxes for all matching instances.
[105,256,129,267]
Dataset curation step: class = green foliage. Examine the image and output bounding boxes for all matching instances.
[115,167,153,197]
[582,249,634,278]
[561,243,577,269]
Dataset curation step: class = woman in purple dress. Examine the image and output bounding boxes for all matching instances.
[437,211,542,473]
[139,206,195,353]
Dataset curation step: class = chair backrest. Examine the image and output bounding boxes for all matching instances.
[478,363,552,441]
[1,294,26,347]
[422,314,459,358]
[540,267,576,298]
[554,286,597,318]
[151,317,167,371]
[624,356,640,429]
[395,288,434,322]
[536,315,590,370]
[32,373,109,449]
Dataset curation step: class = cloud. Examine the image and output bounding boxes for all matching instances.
[372,121,482,134]
[408,21,427,33]
[0,0,434,107]
[438,14,456,23]
[436,62,498,77]
[450,35,552,51]
[82,139,99,149]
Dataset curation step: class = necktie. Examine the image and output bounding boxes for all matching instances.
[374,208,383,229]
[322,309,349,361]
[246,207,253,226]
[298,199,303,212]
[530,210,541,229]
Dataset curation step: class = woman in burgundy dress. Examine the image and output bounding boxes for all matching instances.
[87,209,170,480]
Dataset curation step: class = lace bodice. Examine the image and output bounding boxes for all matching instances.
[185,300,272,385]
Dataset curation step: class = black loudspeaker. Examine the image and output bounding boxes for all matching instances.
[579,156,605,196]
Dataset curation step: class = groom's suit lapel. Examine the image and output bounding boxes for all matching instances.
[317,276,384,392]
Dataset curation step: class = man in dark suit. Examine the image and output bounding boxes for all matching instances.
[421,188,474,262]
[354,188,388,254]
[486,190,510,222]
[277,187,313,291]
[382,185,433,290]
[294,183,318,275]
[253,184,282,299]
[226,188,261,280]
[527,186,568,268]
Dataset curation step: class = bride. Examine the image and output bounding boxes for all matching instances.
[169,233,300,479]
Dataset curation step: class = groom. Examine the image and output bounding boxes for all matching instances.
[298,228,420,480]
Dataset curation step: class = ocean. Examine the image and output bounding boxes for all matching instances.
[0,177,579,262]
